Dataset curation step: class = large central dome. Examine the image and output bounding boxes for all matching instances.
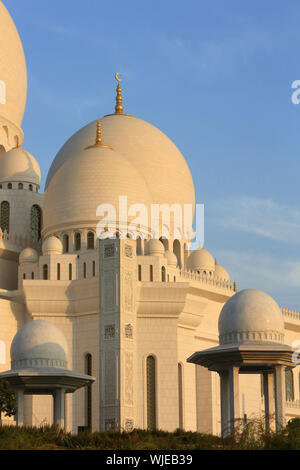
[45,114,195,213]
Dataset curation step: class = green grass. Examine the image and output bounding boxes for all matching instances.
[0,418,300,450]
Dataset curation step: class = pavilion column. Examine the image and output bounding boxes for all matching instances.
[228,366,240,433]
[274,365,286,431]
[53,388,66,429]
[263,372,275,432]
[219,370,230,437]
[15,388,24,426]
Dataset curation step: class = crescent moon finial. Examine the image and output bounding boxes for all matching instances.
[114,72,124,114]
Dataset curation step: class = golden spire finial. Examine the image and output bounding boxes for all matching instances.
[85,119,112,150]
[234,280,237,292]
[114,72,124,114]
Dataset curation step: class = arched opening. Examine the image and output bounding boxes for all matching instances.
[138,265,142,281]
[173,239,181,268]
[87,232,94,249]
[0,201,9,233]
[285,369,294,401]
[161,266,166,282]
[85,353,92,430]
[43,264,48,280]
[69,263,72,280]
[18,183,23,190]
[30,205,42,241]
[57,263,61,281]
[23,273,26,280]
[75,232,81,251]
[63,234,69,253]
[178,363,183,429]
[29,184,33,191]
[146,355,156,431]
[136,237,143,255]
[7,183,12,189]
[159,237,169,251]
[92,261,96,277]
[31,272,34,280]
[83,262,87,279]
[150,265,153,282]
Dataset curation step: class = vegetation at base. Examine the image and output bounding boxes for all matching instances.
[1,417,300,449]
[0,379,17,419]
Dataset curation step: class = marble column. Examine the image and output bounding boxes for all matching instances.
[263,372,275,431]
[53,388,66,429]
[219,370,230,437]
[228,366,240,433]
[15,388,24,426]
[274,365,286,431]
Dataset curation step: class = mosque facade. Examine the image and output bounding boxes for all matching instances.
[0,1,300,435]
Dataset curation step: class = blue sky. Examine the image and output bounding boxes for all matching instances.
[4,0,300,309]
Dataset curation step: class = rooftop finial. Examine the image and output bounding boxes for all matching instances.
[85,119,112,150]
[234,281,237,292]
[114,72,124,114]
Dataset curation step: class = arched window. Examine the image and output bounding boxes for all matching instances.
[159,237,169,251]
[161,266,166,282]
[43,264,48,280]
[136,237,143,255]
[138,265,142,281]
[18,183,23,190]
[92,261,96,277]
[0,201,9,233]
[29,184,33,191]
[75,232,81,251]
[173,240,181,268]
[178,363,183,429]
[63,234,69,253]
[87,232,94,249]
[30,205,42,241]
[150,265,153,282]
[285,369,294,401]
[69,263,72,280]
[7,183,12,189]
[23,273,26,280]
[146,355,156,431]
[83,262,86,279]
[31,272,34,280]
[85,354,92,430]
[57,263,61,281]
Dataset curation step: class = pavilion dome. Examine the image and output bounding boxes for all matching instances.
[218,288,285,345]
[42,236,63,255]
[145,239,165,257]
[186,247,215,273]
[164,250,178,267]
[10,320,68,370]
[44,115,195,226]
[0,147,41,186]
[19,247,38,264]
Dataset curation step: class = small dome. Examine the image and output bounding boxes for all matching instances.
[186,247,215,273]
[10,320,68,370]
[144,239,165,256]
[19,247,38,264]
[42,236,63,255]
[215,262,230,281]
[0,147,41,186]
[164,250,178,267]
[218,288,285,345]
